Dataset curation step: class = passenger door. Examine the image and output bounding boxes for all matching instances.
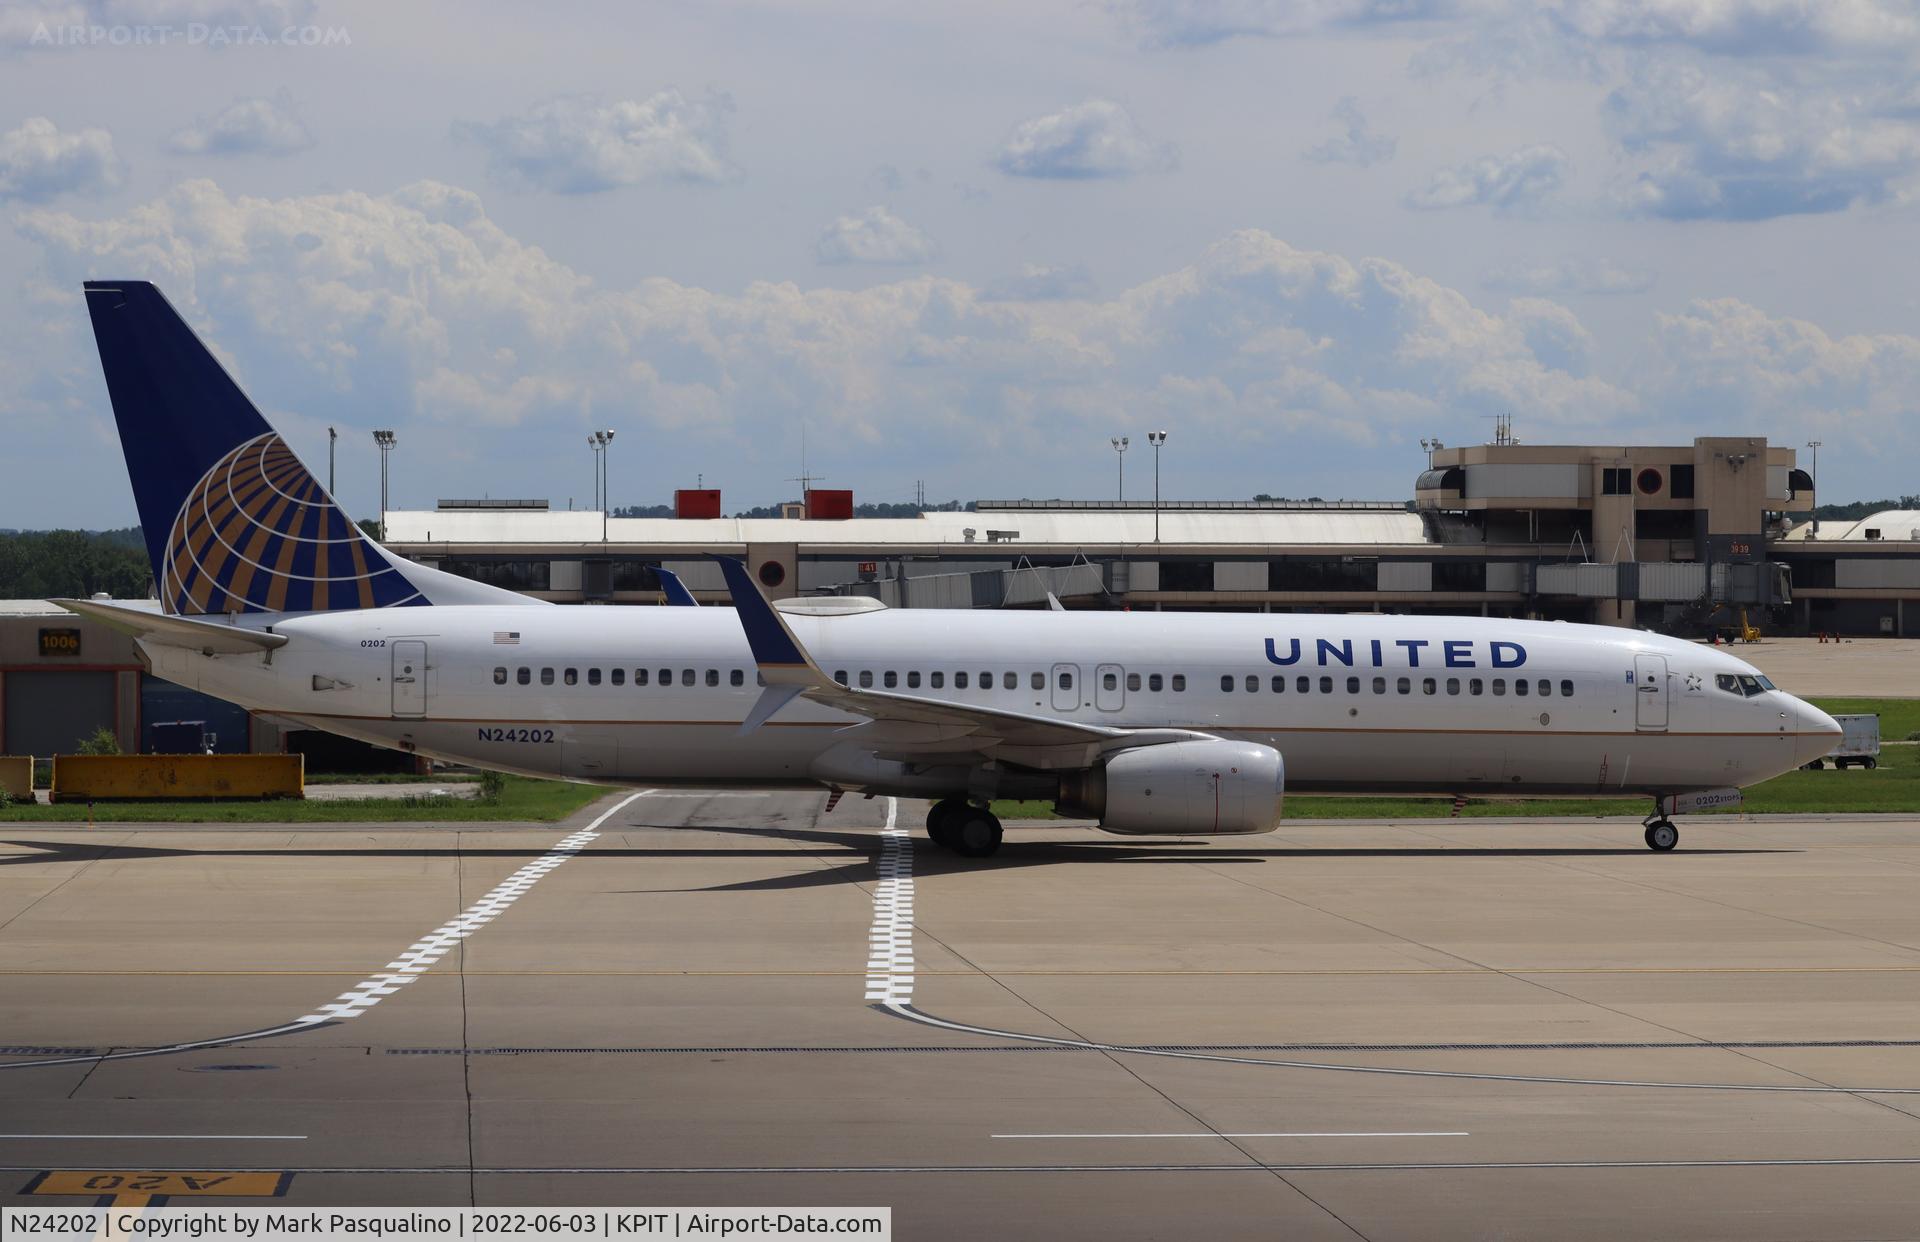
[391,640,428,718]
[1095,663,1125,712]
[1051,663,1080,712]
[1634,654,1668,732]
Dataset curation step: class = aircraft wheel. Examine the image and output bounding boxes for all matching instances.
[926,798,966,848]
[1644,820,1678,852]
[951,809,1003,858]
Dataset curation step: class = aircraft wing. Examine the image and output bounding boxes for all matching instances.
[53,597,289,655]
[713,558,1207,767]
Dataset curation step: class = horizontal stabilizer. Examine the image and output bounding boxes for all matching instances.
[53,597,288,654]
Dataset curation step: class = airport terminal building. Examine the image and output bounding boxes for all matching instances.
[383,435,1915,638]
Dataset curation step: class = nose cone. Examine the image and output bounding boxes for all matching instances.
[1795,699,1843,767]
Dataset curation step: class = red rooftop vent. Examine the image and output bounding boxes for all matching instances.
[675,489,722,520]
[806,489,853,520]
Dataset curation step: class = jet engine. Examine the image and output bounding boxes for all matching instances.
[1058,738,1284,835]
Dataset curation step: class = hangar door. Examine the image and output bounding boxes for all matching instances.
[5,669,115,756]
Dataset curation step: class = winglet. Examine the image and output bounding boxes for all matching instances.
[711,556,821,687]
[656,567,700,607]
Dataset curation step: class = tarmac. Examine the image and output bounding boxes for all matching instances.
[6,793,1920,1239]
[1725,636,1920,699]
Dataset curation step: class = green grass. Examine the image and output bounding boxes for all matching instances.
[994,705,1920,822]
[0,775,611,823]
[1810,698,1920,743]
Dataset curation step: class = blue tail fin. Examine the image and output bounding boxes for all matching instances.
[83,281,427,616]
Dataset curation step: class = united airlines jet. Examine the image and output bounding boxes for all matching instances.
[59,281,1841,856]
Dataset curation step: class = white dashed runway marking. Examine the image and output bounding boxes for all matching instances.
[863,798,914,1005]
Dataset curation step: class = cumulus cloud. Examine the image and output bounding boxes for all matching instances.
[1606,61,1920,220]
[995,99,1175,179]
[0,117,121,202]
[1302,96,1396,166]
[813,206,938,265]
[12,181,1639,463]
[982,263,1097,301]
[456,91,736,194]
[1405,143,1568,211]
[167,92,314,157]
[1483,258,1654,295]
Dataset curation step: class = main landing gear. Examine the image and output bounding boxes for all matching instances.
[1642,812,1679,852]
[926,797,1003,858]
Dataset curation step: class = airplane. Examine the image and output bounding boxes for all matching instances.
[57,280,1842,858]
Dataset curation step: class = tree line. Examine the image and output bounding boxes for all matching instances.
[0,529,152,600]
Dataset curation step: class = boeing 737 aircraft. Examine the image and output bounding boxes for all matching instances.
[59,281,1841,856]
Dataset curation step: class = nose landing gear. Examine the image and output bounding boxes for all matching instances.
[1642,813,1679,852]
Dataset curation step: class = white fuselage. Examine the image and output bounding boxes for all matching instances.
[139,606,1839,800]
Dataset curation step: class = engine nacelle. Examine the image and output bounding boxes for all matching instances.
[1061,739,1284,835]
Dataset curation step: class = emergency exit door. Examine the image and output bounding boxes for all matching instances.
[392,641,428,718]
[1634,654,1668,731]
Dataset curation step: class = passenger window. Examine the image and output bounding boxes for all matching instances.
[1446,677,1460,695]
[834,670,848,686]
[540,668,555,685]
[1346,676,1360,694]
[1537,679,1551,697]
[1270,675,1284,693]
[931,672,945,689]
[1059,671,1073,690]
[1319,675,1333,693]
[1003,672,1017,690]
[1423,677,1436,695]
[1296,675,1309,693]
[1561,679,1574,697]
[1126,673,1140,691]
[1031,672,1045,691]
[1514,678,1529,697]
[1373,676,1386,694]
[1221,675,1235,692]
[562,668,577,686]
[611,668,624,687]
[659,668,671,686]
[1171,674,1186,692]
[884,671,898,688]
[705,669,719,687]
[955,671,969,689]
[859,670,874,688]
[1247,675,1259,693]
[907,671,921,689]
[1470,678,1484,696]
[587,668,601,686]
[1149,673,1164,691]
[635,668,649,687]
[1396,676,1410,694]
[517,667,531,685]
[1105,672,1119,691]
[493,667,507,685]
[680,669,694,687]
[1492,678,1506,696]
[731,669,744,687]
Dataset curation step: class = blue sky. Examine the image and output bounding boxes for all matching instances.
[2,0,1917,526]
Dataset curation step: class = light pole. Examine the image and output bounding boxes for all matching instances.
[589,429,616,541]
[1147,430,1167,543]
[328,426,337,495]
[1806,440,1821,536]
[1109,436,1129,502]
[372,429,396,536]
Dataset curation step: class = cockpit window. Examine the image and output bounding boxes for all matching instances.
[1715,674,1739,694]
[1737,674,1765,696]
[1754,674,1776,691]
[1718,672,1769,697]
